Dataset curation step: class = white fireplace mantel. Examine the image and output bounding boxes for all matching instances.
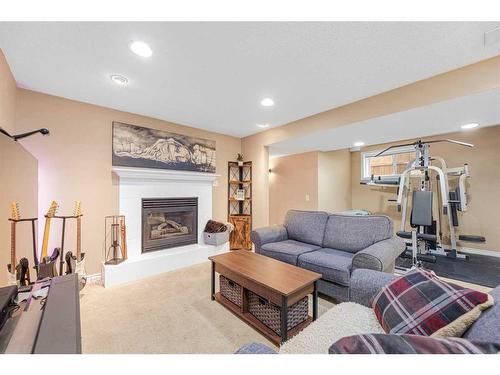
[104,166,226,287]
[112,166,220,183]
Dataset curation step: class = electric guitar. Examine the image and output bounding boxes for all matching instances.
[64,201,87,290]
[7,202,31,286]
[38,201,60,279]
[6,202,31,286]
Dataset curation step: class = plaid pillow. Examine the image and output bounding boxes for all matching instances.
[371,268,493,337]
[329,334,500,354]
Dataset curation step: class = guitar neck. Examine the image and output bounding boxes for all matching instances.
[76,216,82,260]
[10,222,16,271]
[41,217,52,259]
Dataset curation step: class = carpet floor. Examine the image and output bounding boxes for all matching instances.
[80,261,335,353]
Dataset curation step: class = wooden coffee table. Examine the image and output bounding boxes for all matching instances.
[209,251,321,345]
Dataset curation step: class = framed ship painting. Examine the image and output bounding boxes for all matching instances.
[112,121,216,173]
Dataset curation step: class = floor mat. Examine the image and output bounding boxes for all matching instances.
[396,253,500,288]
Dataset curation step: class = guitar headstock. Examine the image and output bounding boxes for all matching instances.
[73,201,82,217]
[10,202,20,221]
[46,201,59,218]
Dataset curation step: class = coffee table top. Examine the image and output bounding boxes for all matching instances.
[209,251,321,296]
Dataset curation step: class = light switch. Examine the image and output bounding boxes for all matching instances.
[305,194,310,202]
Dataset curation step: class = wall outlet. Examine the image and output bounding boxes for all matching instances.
[305,194,310,202]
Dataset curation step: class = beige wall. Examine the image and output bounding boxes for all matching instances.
[351,125,500,252]
[269,152,318,226]
[0,136,38,286]
[0,50,16,134]
[242,55,500,228]
[268,149,352,226]
[14,89,241,276]
[318,149,352,213]
[0,50,38,287]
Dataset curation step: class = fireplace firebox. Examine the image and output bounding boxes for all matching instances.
[142,197,198,253]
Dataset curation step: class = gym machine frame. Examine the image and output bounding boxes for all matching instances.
[369,139,485,268]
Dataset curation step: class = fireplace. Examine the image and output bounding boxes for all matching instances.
[142,197,198,253]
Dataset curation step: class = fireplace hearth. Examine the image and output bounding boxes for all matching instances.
[142,197,198,253]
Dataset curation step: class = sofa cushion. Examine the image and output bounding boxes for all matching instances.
[463,285,500,344]
[323,214,393,253]
[329,334,500,354]
[284,210,329,247]
[297,248,353,286]
[235,343,277,354]
[260,240,320,265]
[372,268,493,337]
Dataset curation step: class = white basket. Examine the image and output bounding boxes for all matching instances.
[203,230,230,246]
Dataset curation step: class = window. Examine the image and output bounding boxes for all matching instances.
[361,146,416,181]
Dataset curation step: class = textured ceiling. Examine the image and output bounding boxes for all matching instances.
[1,22,499,137]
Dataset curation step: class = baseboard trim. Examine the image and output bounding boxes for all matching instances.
[458,247,500,258]
[85,273,102,285]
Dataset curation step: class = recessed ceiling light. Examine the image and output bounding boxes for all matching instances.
[130,41,153,58]
[353,141,365,147]
[110,75,129,86]
[256,124,270,128]
[461,122,479,130]
[260,98,274,107]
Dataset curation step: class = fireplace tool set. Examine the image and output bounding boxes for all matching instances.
[104,215,128,265]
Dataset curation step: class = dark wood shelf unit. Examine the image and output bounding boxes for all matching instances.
[228,161,252,250]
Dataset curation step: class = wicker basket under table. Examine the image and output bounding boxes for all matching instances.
[248,292,308,336]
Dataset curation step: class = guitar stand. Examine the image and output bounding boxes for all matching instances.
[52,214,80,276]
[9,217,38,283]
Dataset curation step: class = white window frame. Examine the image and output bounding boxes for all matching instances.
[360,145,416,182]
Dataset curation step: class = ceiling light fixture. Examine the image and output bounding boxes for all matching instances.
[260,98,274,107]
[460,122,479,130]
[257,124,270,128]
[353,141,365,147]
[110,75,129,86]
[130,41,153,58]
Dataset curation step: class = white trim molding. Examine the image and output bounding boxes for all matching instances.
[112,166,220,184]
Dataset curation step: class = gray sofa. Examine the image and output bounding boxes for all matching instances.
[251,210,405,301]
[236,269,500,354]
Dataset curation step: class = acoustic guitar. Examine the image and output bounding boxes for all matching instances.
[64,201,87,290]
[6,202,31,286]
[38,201,60,279]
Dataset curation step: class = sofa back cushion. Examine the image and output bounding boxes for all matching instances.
[323,214,393,253]
[463,285,500,344]
[284,210,329,247]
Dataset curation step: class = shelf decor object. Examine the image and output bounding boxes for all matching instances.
[228,160,252,250]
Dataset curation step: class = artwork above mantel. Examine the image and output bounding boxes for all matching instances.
[112,121,216,173]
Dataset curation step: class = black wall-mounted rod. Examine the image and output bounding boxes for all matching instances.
[0,126,50,141]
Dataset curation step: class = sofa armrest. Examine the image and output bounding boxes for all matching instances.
[235,343,277,354]
[349,269,398,307]
[250,225,288,253]
[351,236,405,272]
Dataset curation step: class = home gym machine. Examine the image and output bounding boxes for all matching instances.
[364,139,485,269]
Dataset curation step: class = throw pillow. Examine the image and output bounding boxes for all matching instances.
[329,334,500,354]
[371,268,493,337]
